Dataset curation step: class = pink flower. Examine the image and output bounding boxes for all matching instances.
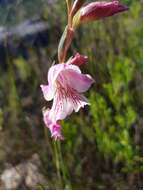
[41,58,94,139]
[79,1,128,23]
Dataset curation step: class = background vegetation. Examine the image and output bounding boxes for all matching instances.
[0,0,143,189]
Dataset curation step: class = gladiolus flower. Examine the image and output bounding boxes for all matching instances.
[73,1,128,26]
[41,58,94,140]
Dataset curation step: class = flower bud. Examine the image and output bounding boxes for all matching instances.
[69,53,88,66]
[73,1,128,26]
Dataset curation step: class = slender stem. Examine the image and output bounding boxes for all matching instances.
[57,141,72,190]
[66,0,72,28]
[68,15,73,28]
[53,141,63,187]
[53,140,72,189]
[57,141,67,182]
[66,0,72,16]
[44,127,53,157]
[66,0,70,14]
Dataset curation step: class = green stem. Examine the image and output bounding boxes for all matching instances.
[57,141,72,190]
[57,141,67,182]
[53,141,62,187]
[53,140,72,190]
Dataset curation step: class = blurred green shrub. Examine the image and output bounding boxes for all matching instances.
[90,58,137,168]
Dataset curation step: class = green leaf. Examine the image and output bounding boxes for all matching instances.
[58,26,74,62]
[58,26,68,62]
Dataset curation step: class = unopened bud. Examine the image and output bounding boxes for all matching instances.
[73,1,128,27]
[69,53,88,66]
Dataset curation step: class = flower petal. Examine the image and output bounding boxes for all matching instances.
[50,123,64,140]
[49,96,74,121]
[65,63,81,73]
[43,109,51,127]
[49,93,89,122]
[40,84,55,101]
[48,64,65,85]
[48,63,82,86]
[73,95,89,112]
[43,109,64,140]
[58,69,94,93]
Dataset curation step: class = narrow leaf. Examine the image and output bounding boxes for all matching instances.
[58,26,74,62]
